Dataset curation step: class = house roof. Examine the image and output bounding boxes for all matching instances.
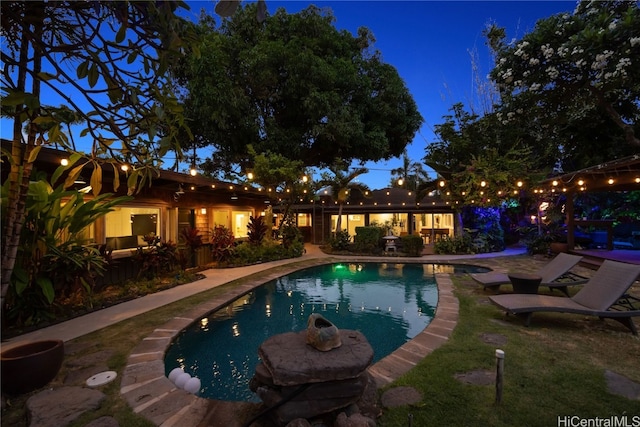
[293,186,454,213]
[538,154,640,193]
[1,140,272,204]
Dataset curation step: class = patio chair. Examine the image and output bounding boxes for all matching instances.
[488,260,640,335]
[471,252,588,295]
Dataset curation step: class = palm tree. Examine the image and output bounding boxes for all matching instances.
[390,150,430,191]
[318,160,369,233]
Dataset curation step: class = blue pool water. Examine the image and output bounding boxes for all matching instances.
[164,262,489,401]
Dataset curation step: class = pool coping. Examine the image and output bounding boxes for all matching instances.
[119,258,463,426]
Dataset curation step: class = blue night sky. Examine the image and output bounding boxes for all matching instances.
[185,0,577,189]
[2,1,578,189]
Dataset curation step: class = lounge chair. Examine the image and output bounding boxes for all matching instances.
[488,260,640,335]
[471,252,588,295]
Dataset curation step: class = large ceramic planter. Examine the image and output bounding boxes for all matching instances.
[550,242,569,254]
[1,339,64,395]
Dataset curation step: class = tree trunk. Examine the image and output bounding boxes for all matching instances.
[1,11,43,316]
[335,203,344,233]
[589,85,640,147]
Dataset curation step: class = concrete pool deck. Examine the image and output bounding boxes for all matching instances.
[2,244,529,426]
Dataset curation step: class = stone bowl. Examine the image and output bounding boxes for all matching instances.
[1,339,64,395]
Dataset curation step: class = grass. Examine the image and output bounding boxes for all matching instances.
[1,255,639,426]
[377,273,640,426]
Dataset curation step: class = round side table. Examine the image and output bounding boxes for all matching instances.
[507,272,542,294]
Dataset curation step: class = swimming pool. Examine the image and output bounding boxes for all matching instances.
[164,262,488,401]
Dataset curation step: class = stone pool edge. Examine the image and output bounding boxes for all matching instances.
[119,258,461,426]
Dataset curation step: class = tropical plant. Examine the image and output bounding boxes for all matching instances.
[390,149,431,191]
[179,226,203,268]
[41,245,106,309]
[0,0,201,318]
[400,235,424,257]
[210,225,235,263]
[280,213,304,254]
[318,160,369,233]
[247,216,268,245]
[354,226,384,253]
[133,236,179,280]
[1,173,130,327]
[328,230,351,252]
[434,233,476,255]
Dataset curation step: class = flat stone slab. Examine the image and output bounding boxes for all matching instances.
[380,386,422,408]
[605,370,640,400]
[26,386,105,427]
[479,332,508,346]
[454,369,494,386]
[259,330,373,386]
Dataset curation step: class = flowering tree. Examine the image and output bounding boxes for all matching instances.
[490,0,640,158]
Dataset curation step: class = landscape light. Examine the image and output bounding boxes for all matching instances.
[60,158,69,166]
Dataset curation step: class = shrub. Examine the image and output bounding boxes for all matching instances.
[133,237,179,279]
[354,226,384,253]
[211,225,235,263]
[434,233,475,255]
[518,224,554,255]
[328,230,351,251]
[400,234,424,256]
[230,239,303,266]
[180,226,203,268]
[247,215,268,245]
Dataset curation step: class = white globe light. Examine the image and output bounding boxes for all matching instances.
[184,377,201,394]
[168,368,183,383]
[175,372,191,389]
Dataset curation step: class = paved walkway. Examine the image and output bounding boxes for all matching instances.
[2,244,526,350]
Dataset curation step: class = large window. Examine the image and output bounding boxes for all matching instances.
[369,213,409,235]
[232,210,252,238]
[415,213,454,243]
[104,206,160,250]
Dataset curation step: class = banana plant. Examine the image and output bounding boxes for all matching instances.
[2,172,131,327]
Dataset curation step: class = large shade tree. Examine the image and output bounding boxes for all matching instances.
[173,4,423,177]
[0,1,198,313]
[489,0,640,168]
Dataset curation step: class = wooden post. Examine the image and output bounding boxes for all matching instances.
[495,349,505,404]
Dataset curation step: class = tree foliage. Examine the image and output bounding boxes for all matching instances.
[425,103,545,207]
[390,149,431,192]
[490,0,640,162]
[173,4,423,174]
[0,0,198,313]
[318,160,369,232]
[426,1,640,209]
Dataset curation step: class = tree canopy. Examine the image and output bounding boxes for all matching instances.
[490,0,640,163]
[173,4,423,177]
[1,0,198,313]
[425,0,640,207]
